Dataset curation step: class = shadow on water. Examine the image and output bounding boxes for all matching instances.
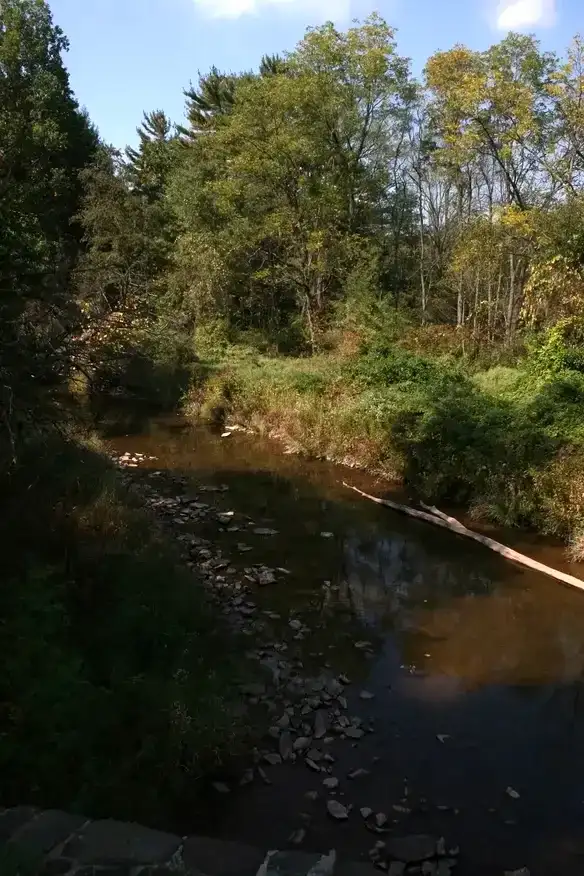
[96,399,584,876]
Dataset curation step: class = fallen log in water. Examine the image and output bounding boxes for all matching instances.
[343,482,584,593]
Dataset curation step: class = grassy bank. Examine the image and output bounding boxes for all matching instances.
[186,341,584,557]
[0,423,245,824]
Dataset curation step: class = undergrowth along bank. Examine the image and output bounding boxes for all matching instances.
[186,343,584,558]
[0,425,246,824]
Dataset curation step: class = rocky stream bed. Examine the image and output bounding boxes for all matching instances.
[109,440,540,876]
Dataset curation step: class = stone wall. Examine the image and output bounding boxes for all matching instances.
[0,808,369,876]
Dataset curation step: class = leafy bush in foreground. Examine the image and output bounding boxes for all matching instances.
[0,432,243,822]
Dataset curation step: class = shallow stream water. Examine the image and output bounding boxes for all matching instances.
[98,401,584,876]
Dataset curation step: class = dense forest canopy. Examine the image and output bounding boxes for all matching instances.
[2,1,584,419]
[70,15,584,374]
[2,0,584,465]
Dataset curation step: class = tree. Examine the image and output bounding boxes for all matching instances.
[75,145,178,386]
[126,109,177,200]
[168,15,415,349]
[179,67,240,140]
[426,35,557,211]
[546,35,584,192]
[0,0,97,465]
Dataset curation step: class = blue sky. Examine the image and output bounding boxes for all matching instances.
[49,0,582,149]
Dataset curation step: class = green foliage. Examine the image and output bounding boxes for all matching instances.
[193,316,232,361]
[0,433,244,820]
[125,109,178,199]
[0,0,98,468]
[191,343,584,541]
[349,343,459,389]
[167,15,414,351]
[528,318,584,377]
[74,144,188,401]
[0,2,243,823]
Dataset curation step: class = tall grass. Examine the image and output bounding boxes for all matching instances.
[187,342,584,549]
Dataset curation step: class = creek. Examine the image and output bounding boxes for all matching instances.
[98,400,584,876]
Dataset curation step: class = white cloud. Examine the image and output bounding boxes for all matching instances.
[496,0,556,30]
[193,0,350,19]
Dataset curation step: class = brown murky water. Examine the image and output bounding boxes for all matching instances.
[98,402,584,876]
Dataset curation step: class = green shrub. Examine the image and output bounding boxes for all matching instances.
[348,345,431,387]
[528,318,584,378]
[188,342,584,545]
[0,432,244,822]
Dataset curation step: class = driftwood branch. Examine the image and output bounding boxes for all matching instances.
[343,482,584,593]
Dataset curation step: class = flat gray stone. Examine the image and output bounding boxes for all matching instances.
[183,837,264,876]
[40,860,74,876]
[40,859,74,876]
[0,807,37,842]
[145,869,186,876]
[260,851,324,876]
[63,820,181,865]
[387,836,437,863]
[76,869,131,876]
[336,863,377,876]
[9,810,87,856]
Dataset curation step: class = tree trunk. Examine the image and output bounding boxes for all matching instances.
[473,271,480,337]
[344,483,584,593]
[506,252,516,344]
[418,190,427,324]
[457,277,464,327]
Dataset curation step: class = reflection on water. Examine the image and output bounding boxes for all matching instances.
[338,528,495,627]
[99,401,584,875]
[337,528,584,689]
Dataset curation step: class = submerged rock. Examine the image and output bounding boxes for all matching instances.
[322,777,339,790]
[314,711,328,739]
[308,850,337,876]
[307,749,322,762]
[345,726,365,740]
[257,767,271,785]
[326,800,349,820]
[348,768,370,780]
[263,753,282,766]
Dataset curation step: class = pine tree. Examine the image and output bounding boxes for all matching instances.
[125,109,175,199]
[179,67,240,140]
